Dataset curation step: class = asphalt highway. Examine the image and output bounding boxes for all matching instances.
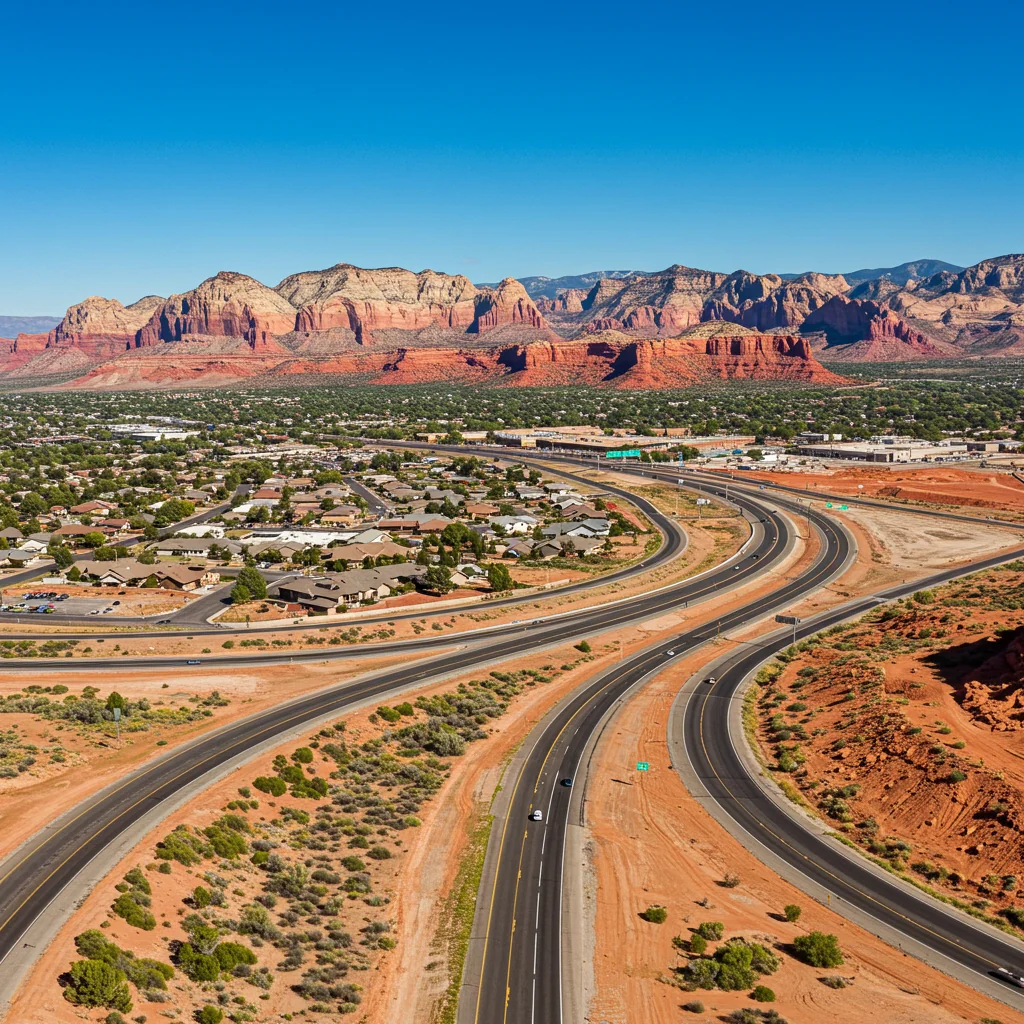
[683,545,1024,1003]
[0,476,802,983]
[470,491,850,1024]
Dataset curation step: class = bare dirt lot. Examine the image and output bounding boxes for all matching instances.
[766,465,1024,517]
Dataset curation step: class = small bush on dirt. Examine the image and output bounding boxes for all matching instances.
[640,905,667,923]
[752,985,776,1001]
[793,931,844,968]
[689,933,707,955]
[783,904,801,922]
[682,1000,704,1013]
[696,921,724,941]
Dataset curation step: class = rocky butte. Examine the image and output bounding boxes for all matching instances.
[4,253,1021,388]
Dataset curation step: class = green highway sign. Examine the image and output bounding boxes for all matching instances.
[606,449,642,459]
[636,761,649,771]
[838,504,849,510]
[825,501,833,508]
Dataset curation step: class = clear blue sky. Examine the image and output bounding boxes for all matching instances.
[2,0,1021,313]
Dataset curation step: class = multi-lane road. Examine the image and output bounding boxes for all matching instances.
[0,470,795,996]
[4,443,1024,1019]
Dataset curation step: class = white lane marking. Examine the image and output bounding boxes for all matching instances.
[538,860,543,887]
[533,929,539,974]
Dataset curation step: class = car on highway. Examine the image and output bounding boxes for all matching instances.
[560,778,572,787]
[529,810,543,821]
[997,967,1024,989]
[187,659,202,665]
[732,565,741,571]
[666,649,675,656]
[704,676,716,685]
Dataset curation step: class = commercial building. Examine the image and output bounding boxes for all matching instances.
[494,426,673,453]
[795,439,969,463]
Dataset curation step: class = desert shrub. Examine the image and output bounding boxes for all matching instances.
[177,944,220,982]
[721,873,741,888]
[714,942,756,990]
[688,933,708,955]
[155,826,208,866]
[341,856,365,872]
[63,959,132,1012]
[291,746,314,763]
[783,903,801,922]
[375,706,402,723]
[214,942,257,971]
[752,985,776,1002]
[747,942,780,975]
[575,640,591,653]
[112,894,156,931]
[122,868,150,895]
[696,921,724,941]
[253,775,287,797]
[192,886,211,908]
[197,1007,224,1024]
[682,1001,704,1014]
[640,905,667,923]
[820,976,847,989]
[105,1012,126,1024]
[368,845,392,861]
[685,957,720,988]
[793,931,844,967]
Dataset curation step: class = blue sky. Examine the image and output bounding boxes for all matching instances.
[2,0,1021,313]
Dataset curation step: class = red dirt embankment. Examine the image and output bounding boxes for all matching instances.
[757,562,1024,921]
[769,465,1024,512]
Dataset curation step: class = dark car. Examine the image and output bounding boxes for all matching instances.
[186,659,201,665]
[560,778,573,787]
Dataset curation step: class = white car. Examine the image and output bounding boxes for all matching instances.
[529,810,543,822]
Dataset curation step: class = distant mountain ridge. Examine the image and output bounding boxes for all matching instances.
[2,253,1021,388]
[0,315,61,337]
[511,260,964,299]
[481,271,649,300]
[778,260,964,288]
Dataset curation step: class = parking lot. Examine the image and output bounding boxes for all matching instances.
[1,592,120,617]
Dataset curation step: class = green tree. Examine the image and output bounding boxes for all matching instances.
[236,566,267,600]
[487,563,514,592]
[63,959,132,1012]
[230,583,251,605]
[424,565,454,594]
[783,903,802,922]
[197,1007,224,1024]
[52,545,74,569]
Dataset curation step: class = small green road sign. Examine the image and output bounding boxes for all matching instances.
[837,504,849,510]
[636,761,650,771]
[825,501,833,508]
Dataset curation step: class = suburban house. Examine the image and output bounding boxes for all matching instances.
[270,563,426,613]
[158,565,221,591]
[77,559,157,586]
[535,536,604,558]
[464,502,500,518]
[154,537,241,558]
[487,514,538,535]
[540,519,610,538]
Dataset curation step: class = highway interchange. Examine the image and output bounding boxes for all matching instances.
[3,447,1024,1020]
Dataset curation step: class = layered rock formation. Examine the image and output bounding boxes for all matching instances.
[803,295,952,360]
[8,253,1023,388]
